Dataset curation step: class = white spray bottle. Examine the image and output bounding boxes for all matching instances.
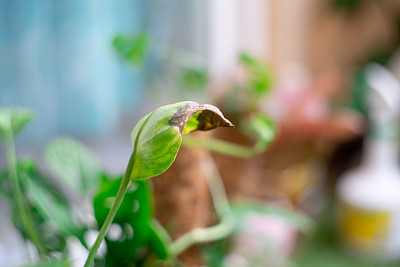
[337,64,400,261]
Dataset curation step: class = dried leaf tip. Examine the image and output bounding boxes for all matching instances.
[169,102,234,133]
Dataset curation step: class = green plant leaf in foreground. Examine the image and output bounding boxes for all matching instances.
[85,101,233,267]
[0,108,34,140]
[94,175,170,265]
[130,101,234,180]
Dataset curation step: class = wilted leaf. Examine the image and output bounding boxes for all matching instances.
[45,138,102,194]
[0,108,34,140]
[130,101,233,180]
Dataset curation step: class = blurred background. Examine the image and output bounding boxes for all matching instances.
[2,0,400,266]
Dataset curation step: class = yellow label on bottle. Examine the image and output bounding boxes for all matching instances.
[338,202,389,252]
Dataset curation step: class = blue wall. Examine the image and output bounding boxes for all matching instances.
[0,0,145,141]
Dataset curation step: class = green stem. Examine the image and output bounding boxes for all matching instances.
[83,155,134,267]
[170,155,234,255]
[5,116,46,256]
[182,135,264,158]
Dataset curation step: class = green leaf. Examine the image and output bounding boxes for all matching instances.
[94,176,152,237]
[20,257,71,267]
[26,177,84,240]
[45,138,102,194]
[179,67,208,92]
[148,219,172,259]
[94,175,155,264]
[130,101,233,180]
[113,32,150,67]
[5,159,71,253]
[238,53,273,95]
[17,158,65,198]
[242,114,275,148]
[0,108,34,140]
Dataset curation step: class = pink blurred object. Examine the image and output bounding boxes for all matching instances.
[267,63,364,145]
[224,212,298,267]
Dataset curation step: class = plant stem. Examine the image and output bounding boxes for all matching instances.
[5,116,46,256]
[182,135,264,158]
[170,155,234,255]
[83,155,134,267]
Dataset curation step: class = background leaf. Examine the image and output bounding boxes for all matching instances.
[26,177,85,244]
[45,138,102,194]
[242,114,275,149]
[178,67,208,92]
[4,159,71,253]
[113,32,150,67]
[238,53,273,95]
[19,257,71,267]
[0,108,34,140]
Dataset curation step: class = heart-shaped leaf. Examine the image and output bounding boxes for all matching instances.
[130,101,233,180]
[94,174,156,264]
[113,32,150,67]
[0,108,34,140]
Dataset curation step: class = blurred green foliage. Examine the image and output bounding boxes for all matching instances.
[20,257,71,267]
[0,131,172,266]
[223,53,273,117]
[178,67,208,92]
[241,114,275,150]
[350,68,369,116]
[0,108,34,140]
[1,159,75,253]
[331,0,362,12]
[113,32,150,67]
[238,53,273,96]
[45,138,102,195]
[113,31,210,96]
